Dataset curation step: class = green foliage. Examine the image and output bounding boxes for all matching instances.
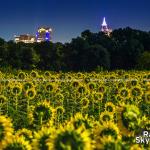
[0,27,150,71]
[137,51,150,70]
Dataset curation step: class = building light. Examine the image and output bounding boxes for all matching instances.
[101,17,112,36]
[14,34,36,43]
[36,27,52,42]
[14,26,52,43]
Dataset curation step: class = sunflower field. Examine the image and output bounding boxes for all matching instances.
[0,70,149,150]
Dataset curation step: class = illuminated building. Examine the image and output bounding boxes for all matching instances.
[36,27,52,42]
[14,34,36,43]
[101,17,112,36]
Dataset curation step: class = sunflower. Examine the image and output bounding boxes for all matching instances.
[117,82,125,89]
[80,98,89,109]
[84,77,91,84]
[30,70,39,78]
[0,116,14,149]
[94,121,121,141]
[18,71,26,80]
[118,88,130,99]
[55,106,65,127]
[146,81,150,91]
[115,70,123,76]
[99,111,114,124]
[0,95,7,104]
[32,101,55,127]
[66,75,72,80]
[15,128,33,142]
[93,92,103,102]
[11,83,22,96]
[54,93,64,105]
[59,73,66,80]
[96,135,121,150]
[87,82,96,91]
[77,72,84,78]
[3,135,32,150]
[45,83,56,93]
[0,79,6,87]
[72,81,80,88]
[105,102,116,114]
[130,80,139,87]
[77,84,88,94]
[44,71,51,78]
[47,125,93,150]
[69,113,93,130]
[115,95,122,102]
[23,82,34,91]
[109,74,116,80]
[140,116,150,131]
[32,127,55,150]
[130,86,143,99]
[59,81,66,87]
[56,106,65,114]
[97,85,106,93]
[50,75,57,82]
[130,144,143,150]
[25,88,36,100]
[117,104,140,137]
[143,91,150,104]
[38,75,45,82]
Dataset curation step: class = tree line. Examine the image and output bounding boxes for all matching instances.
[0,27,150,71]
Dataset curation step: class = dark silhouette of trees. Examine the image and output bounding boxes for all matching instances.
[0,27,150,71]
[64,37,90,71]
[137,51,150,70]
[86,44,110,70]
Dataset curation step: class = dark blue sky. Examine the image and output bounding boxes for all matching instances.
[0,0,150,43]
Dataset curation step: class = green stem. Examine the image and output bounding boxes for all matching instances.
[15,96,18,111]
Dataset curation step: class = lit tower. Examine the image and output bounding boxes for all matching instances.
[101,17,112,36]
[101,17,108,32]
[36,27,52,42]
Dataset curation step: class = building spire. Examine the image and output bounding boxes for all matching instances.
[101,17,112,36]
[102,17,107,26]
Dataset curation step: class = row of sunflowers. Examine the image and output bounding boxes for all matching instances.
[0,70,149,149]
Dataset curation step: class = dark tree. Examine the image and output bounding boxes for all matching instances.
[137,51,150,70]
[0,27,150,71]
[86,44,110,70]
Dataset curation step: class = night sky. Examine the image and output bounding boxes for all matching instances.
[0,0,150,43]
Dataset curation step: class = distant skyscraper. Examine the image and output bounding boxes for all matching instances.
[101,17,112,36]
[14,34,36,43]
[36,27,52,42]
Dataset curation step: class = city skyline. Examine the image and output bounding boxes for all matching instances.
[0,0,150,43]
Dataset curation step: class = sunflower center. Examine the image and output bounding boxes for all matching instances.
[120,89,128,97]
[39,135,49,150]
[131,88,141,97]
[102,115,111,122]
[33,105,52,123]
[122,109,139,130]
[4,142,26,150]
[46,85,53,91]
[100,129,117,140]
[12,87,21,95]
[106,106,113,112]
[55,131,84,150]
[104,142,116,150]
[78,87,86,93]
